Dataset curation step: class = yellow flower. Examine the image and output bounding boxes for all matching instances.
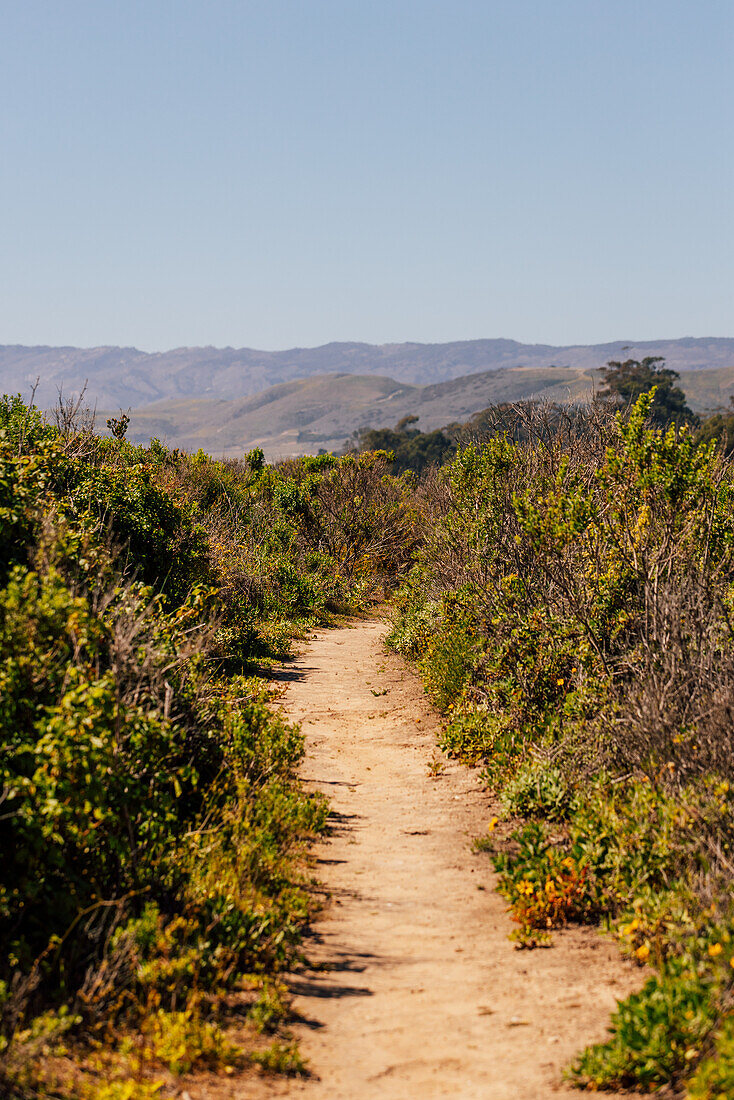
[635,943,650,962]
[708,943,723,957]
[556,678,565,686]
[488,816,499,832]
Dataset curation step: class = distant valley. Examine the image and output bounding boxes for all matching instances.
[2,337,734,458]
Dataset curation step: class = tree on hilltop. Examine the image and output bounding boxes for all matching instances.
[599,356,697,428]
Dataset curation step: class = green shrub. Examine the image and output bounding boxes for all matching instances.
[386,591,440,659]
[438,711,500,765]
[687,1015,734,1099]
[499,761,572,820]
[571,968,717,1089]
[418,612,477,711]
[145,1008,242,1074]
[388,393,734,1093]
[0,396,412,1096]
[250,1039,306,1075]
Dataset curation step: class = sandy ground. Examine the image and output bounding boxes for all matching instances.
[248,617,639,1099]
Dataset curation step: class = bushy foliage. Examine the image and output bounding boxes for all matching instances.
[0,396,412,1096]
[499,760,572,821]
[389,394,734,1093]
[697,396,734,462]
[599,355,698,428]
[354,416,455,475]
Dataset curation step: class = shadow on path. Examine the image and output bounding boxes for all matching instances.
[271,663,316,684]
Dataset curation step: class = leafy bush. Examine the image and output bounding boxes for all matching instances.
[499,760,572,820]
[572,968,717,1089]
[250,1038,306,1075]
[145,1008,242,1074]
[493,823,597,945]
[0,396,411,1096]
[687,1015,734,1098]
[389,394,734,1094]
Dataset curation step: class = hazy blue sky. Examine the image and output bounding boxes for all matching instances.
[1,0,732,350]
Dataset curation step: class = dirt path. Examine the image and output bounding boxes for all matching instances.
[264,618,638,1099]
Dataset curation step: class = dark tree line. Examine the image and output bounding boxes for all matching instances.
[353,415,455,475]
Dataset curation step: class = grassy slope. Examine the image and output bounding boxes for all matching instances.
[106,364,734,460]
[112,366,597,458]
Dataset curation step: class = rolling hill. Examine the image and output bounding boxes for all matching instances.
[113,363,734,460]
[2,336,734,412]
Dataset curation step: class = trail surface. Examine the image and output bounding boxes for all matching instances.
[264,618,637,1099]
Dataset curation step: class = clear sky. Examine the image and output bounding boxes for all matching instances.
[1,0,732,351]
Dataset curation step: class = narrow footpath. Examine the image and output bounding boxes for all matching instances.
[265,617,638,1099]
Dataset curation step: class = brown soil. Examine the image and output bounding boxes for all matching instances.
[252,616,639,1098]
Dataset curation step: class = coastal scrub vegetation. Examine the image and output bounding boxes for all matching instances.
[388,390,734,1095]
[0,395,414,1097]
[7,356,734,1097]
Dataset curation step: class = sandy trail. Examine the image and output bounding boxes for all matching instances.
[264,617,637,1099]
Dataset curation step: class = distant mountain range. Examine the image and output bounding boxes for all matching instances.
[2,336,734,411]
[2,337,734,459]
